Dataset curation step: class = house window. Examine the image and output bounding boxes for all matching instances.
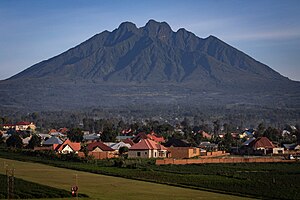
[137,152,141,157]
[145,152,147,155]
[154,152,157,157]
[158,151,164,157]
[193,148,197,154]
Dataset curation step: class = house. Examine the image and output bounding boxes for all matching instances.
[199,142,218,151]
[38,133,51,141]
[2,124,15,130]
[199,130,212,140]
[2,121,36,131]
[147,132,165,143]
[168,147,201,159]
[43,136,63,150]
[56,139,81,154]
[133,132,165,143]
[164,138,191,147]
[15,121,36,131]
[34,136,62,151]
[242,137,256,146]
[164,138,201,158]
[83,133,100,142]
[283,143,300,151]
[87,141,114,152]
[115,135,134,141]
[123,138,135,146]
[128,139,167,158]
[282,130,291,137]
[110,141,131,151]
[48,129,58,134]
[104,142,116,147]
[132,132,148,143]
[239,129,255,139]
[85,141,116,159]
[58,127,69,134]
[22,135,32,146]
[50,131,66,139]
[242,137,277,155]
[1,133,9,142]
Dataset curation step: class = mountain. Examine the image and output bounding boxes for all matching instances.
[0,20,299,114]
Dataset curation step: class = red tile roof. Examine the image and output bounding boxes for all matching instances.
[130,139,167,151]
[123,138,135,146]
[133,132,148,143]
[87,141,114,151]
[147,132,165,143]
[249,137,275,149]
[56,139,81,152]
[16,121,31,125]
[200,131,212,139]
[59,127,69,133]
[48,129,57,134]
[2,124,15,127]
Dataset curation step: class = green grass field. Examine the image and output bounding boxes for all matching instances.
[0,158,252,200]
[0,174,72,199]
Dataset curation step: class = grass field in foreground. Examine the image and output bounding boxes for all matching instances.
[0,158,253,200]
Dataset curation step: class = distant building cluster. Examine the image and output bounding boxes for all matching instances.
[1,122,299,162]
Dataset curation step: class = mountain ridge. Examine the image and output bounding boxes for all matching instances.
[9,19,288,84]
[1,19,299,114]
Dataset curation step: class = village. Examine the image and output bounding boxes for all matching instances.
[0,121,299,164]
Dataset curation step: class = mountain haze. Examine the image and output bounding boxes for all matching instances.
[1,20,299,113]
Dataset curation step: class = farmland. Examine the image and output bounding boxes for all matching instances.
[0,157,251,200]
[0,174,72,199]
[0,149,299,199]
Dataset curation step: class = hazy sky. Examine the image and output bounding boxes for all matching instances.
[0,0,299,81]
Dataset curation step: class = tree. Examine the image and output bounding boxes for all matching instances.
[6,134,23,148]
[0,134,4,144]
[213,120,220,138]
[6,128,16,135]
[295,124,300,145]
[263,127,280,142]
[193,130,203,146]
[119,146,129,156]
[27,134,41,149]
[100,126,117,142]
[223,132,233,152]
[82,145,89,158]
[67,128,84,142]
[256,123,265,137]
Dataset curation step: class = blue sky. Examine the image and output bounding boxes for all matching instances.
[0,0,299,81]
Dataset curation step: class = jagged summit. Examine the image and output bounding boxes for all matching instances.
[143,19,173,37]
[9,20,288,84]
[1,20,299,112]
[118,21,138,31]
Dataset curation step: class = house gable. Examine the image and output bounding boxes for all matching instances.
[92,147,103,152]
[61,144,74,154]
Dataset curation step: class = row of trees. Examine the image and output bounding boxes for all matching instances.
[1,133,41,149]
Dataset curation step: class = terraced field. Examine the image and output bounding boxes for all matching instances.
[0,158,252,200]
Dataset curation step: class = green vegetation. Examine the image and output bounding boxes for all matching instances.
[0,149,299,199]
[0,158,248,200]
[0,174,72,199]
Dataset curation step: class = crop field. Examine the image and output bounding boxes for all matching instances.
[0,157,251,200]
[1,149,300,199]
[0,174,72,199]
